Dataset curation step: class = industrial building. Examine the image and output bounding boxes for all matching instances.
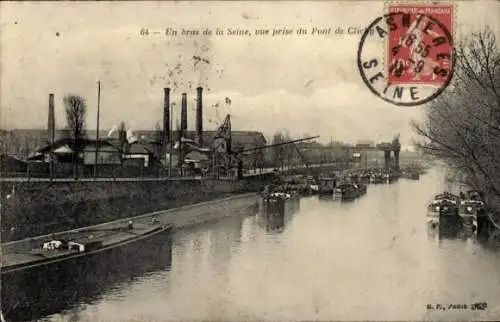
[0,86,267,178]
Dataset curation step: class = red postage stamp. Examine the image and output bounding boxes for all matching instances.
[386,3,455,85]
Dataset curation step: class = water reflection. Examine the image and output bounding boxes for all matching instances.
[317,194,339,204]
[426,208,491,244]
[316,192,366,205]
[2,231,173,322]
[258,197,300,234]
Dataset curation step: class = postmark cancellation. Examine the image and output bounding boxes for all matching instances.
[357,1,456,106]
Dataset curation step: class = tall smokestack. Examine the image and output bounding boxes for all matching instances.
[163,88,170,152]
[181,93,187,138]
[48,93,55,180]
[48,93,55,144]
[196,87,203,146]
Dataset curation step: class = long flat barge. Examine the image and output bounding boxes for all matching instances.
[1,219,174,322]
[1,221,171,275]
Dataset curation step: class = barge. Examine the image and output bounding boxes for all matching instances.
[333,183,367,201]
[259,193,300,233]
[316,177,337,195]
[1,220,173,321]
[427,200,441,229]
[1,221,172,275]
[369,173,386,184]
[458,199,483,238]
[437,201,462,239]
[426,192,459,229]
[410,172,420,180]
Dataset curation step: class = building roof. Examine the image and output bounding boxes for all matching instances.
[27,138,121,161]
[34,138,119,154]
[8,129,268,151]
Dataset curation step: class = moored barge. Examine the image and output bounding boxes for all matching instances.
[1,221,172,275]
[458,199,483,237]
[333,183,367,201]
[1,220,173,320]
[426,192,460,228]
[316,177,337,195]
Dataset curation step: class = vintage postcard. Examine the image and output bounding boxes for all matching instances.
[1,0,499,321]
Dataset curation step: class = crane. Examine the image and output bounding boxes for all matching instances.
[231,136,320,155]
[231,135,320,180]
[291,142,320,185]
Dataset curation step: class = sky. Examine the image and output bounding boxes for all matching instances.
[1,0,499,148]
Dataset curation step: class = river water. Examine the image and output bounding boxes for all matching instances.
[15,167,500,321]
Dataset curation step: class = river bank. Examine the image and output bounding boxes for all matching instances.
[2,192,260,255]
[0,178,265,242]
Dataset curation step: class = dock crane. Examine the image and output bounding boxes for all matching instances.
[209,114,320,177]
[290,141,320,186]
[231,135,320,181]
[231,136,320,155]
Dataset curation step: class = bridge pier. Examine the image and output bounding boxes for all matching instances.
[384,151,391,171]
[383,149,400,172]
[394,150,400,172]
[351,137,401,172]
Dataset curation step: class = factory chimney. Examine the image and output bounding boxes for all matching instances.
[180,93,187,138]
[196,87,203,146]
[48,93,55,180]
[47,93,55,144]
[163,88,170,153]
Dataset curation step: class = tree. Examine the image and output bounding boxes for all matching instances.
[63,94,87,178]
[118,121,127,164]
[281,130,295,167]
[64,94,87,141]
[154,122,163,158]
[412,27,500,207]
[271,131,286,168]
[249,138,265,171]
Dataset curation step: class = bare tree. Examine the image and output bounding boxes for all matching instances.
[249,137,265,171]
[118,121,127,164]
[281,130,295,167]
[154,122,163,158]
[271,131,286,168]
[412,27,500,207]
[64,94,87,141]
[63,94,87,178]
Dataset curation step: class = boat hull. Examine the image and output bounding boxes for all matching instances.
[1,226,172,322]
[459,213,477,237]
[369,176,385,184]
[259,196,300,233]
[438,214,463,240]
[427,210,440,226]
[333,185,366,201]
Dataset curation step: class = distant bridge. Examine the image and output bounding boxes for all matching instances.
[242,162,350,178]
[346,139,401,171]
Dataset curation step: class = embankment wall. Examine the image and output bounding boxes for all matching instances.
[2,193,261,254]
[0,178,265,242]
